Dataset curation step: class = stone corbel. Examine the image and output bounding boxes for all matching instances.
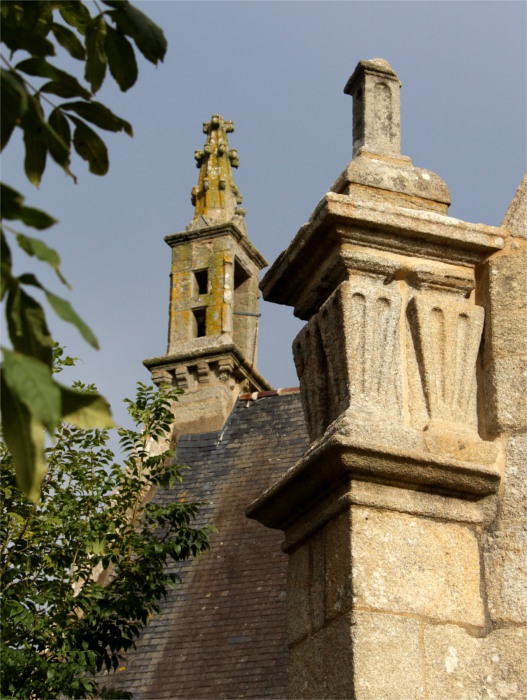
[217,357,234,382]
[174,366,190,390]
[196,362,210,384]
[150,367,174,388]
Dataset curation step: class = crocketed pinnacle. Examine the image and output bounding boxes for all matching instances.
[188,114,246,233]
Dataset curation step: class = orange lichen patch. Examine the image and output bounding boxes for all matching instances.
[205,251,227,336]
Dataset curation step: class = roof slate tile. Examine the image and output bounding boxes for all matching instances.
[102,392,307,699]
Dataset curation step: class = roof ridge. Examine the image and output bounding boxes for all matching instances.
[238,387,300,401]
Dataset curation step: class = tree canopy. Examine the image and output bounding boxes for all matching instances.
[1,352,213,698]
[1,0,167,500]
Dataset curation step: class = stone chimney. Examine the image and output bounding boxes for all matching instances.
[144,115,271,433]
[248,60,526,698]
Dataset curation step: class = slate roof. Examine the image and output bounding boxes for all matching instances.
[103,390,308,699]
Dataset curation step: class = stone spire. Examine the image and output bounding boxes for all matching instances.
[188,114,247,234]
[144,115,270,434]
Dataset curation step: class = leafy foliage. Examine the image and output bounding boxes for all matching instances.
[1,366,212,699]
[1,1,167,500]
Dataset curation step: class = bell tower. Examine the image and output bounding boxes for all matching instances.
[144,115,271,433]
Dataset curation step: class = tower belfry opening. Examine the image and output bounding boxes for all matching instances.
[194,269,208,296]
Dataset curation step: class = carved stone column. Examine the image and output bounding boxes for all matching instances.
[247,60,526,699]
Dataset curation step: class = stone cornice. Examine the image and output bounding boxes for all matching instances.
[261,193,506,318]
[165,222,268,270]
[143,343,272,392]
[246,428,501,535]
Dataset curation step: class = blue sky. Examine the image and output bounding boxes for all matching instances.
[3,0,526,433]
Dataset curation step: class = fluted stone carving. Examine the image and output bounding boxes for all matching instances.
[293,261,493,470]
[294,275,403,442]
[407,294,483,431]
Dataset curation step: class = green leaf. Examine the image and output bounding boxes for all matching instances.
[87,538,108,556]
[0,69,29,151]
[105,25,137,92]
[1,25,55,57]
[61,101,132,136]
[47,109,73,176]
[18,93,71,176]
[1,230,13,299]
[43,122,70,173]
[2,348,61,431]
[45,289,100,349]
[16,233,68,285]
[1,371,47,502]
[16,205,57,231]
[39,79,88,100]
[60,384,115,429]
[48,108,71,148]
[85,15,108,93]
[5,285,54,367]
[16,57,91,100]
[58,1,92,35]
[51,22,86,60]
[1,183,24,218]
[21,96,47,187]
[1,184,57,229]
[18,272,44,288]
[71,117,109,175]
[106,4,167,65]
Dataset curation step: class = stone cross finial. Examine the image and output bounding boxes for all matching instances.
[190,114,246,230]
[344,58,402,158]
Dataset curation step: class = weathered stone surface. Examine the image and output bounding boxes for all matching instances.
[189,115,247,234]
[146,348,270,433]
[286,531,327,645]
[285,505,486,632]
[500,432,527,524]
[344,58,402,159]
[286,542,309,645]
[484,356,527,433]
[352,611,425,700]
[289,611,425,700]
[350,507,485,626]
[324,509,352,621]
[407,291,483,430]
[501,173,527,240]
[310,529,326,633]
[424,624,527,700]
[484,525,527,624]
[479,246,527,433]
[293,276,405,442]
[288,614,353,699]
[482,249,527,359]
[331,152,451,213]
